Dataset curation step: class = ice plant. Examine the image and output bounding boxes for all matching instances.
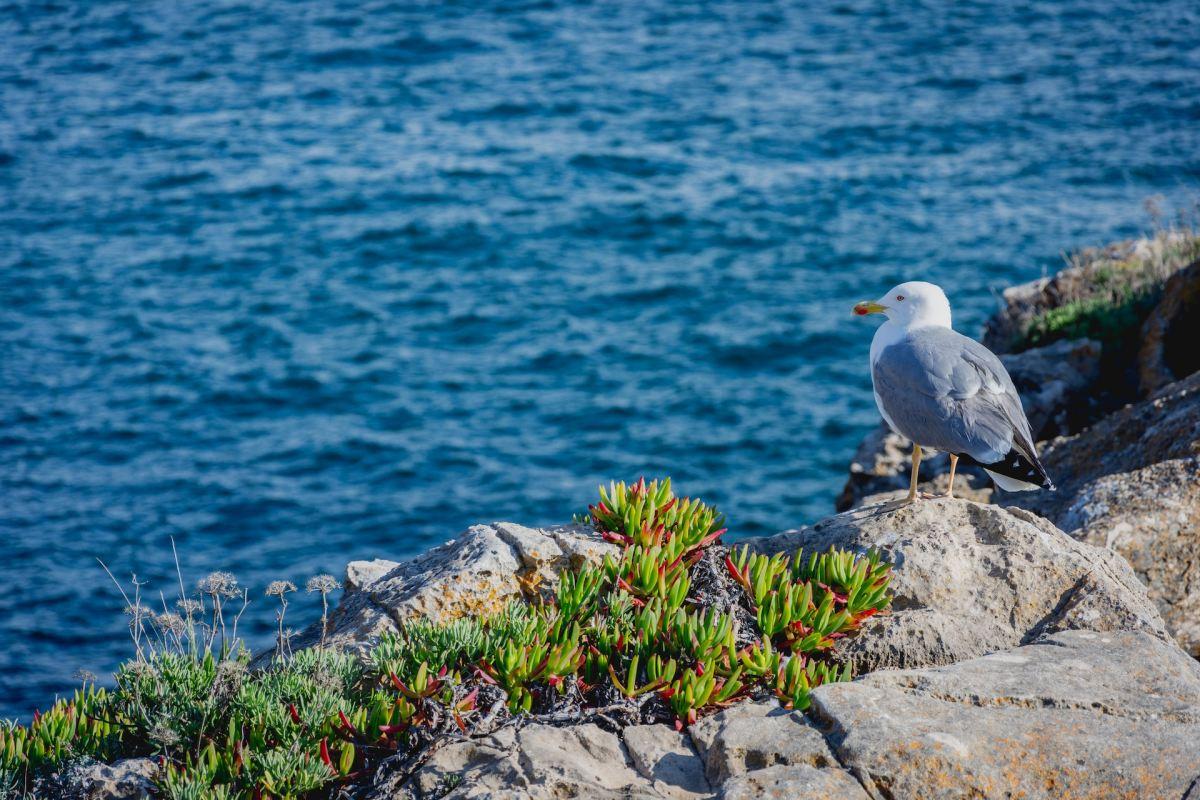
[1,477,892,799]
[590,478,726,564]
[775,657,851,711]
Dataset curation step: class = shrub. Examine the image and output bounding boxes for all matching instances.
[1016,223,1200,353]
[0,478,892,799]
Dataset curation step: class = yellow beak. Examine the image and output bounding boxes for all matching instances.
[853,301,888,316]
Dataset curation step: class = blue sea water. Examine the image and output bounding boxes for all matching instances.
[1,0,1198,718]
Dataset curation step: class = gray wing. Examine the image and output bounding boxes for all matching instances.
[871,328,1037,464]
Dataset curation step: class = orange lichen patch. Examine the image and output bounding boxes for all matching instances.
[955,720,1174,799]
[396,577,525,626]
[516,570,544,599]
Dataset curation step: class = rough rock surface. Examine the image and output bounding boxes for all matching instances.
[837,338,1101,511]
[683,700,873,799]
[1139,258,1200,394]
[370,723,695,799]
[345,558,402,592]
[622,725,712,799]
[1000,337,1103,438]
[288,523,616,654]
[1020,369,1200,491]
[751,498,1169,672]
[48,757,158,799]
[323,484,1184,799]
[687,699,836,785]
[720,765,869,800]
[1056,458,1200,654]
[1008,370,1200,654]
[378,702,863,799]
[810,629,1200,800]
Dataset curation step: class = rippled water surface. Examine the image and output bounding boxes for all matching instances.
[2,0,1198,716]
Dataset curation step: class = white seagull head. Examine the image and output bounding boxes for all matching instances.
[854,281,952,330]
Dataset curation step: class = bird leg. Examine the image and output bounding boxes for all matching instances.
[906,444,923,503]
[945,454,959,499]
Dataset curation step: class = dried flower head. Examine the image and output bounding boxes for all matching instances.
[155,612,186,636]
[122,661,157,680]
[211,659,247,699]
[198,571,240,598]
[124,603,151,618]
[148,722,182,748]
[72,669,99,684]
[265,580,297,598]
[306,574,339,594]
[216,658,246,680]
[176,598,203,616]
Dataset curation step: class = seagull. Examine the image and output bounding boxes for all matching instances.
[853,281,1053,503]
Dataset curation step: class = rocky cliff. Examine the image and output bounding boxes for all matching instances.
[304,237,1200,800]
[51,237,1200,800]
[313,500,1196,800]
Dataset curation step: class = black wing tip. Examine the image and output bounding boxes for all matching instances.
[977,447,1053,490]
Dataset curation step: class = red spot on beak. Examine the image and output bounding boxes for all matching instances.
[854,301,884,316]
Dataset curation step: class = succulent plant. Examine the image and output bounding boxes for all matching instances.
[726,544,890,650]
[0,683,122,776]
[591,478,726,564]
[661,661,745,728]
[774,656,852,711]
[2,477,893,798]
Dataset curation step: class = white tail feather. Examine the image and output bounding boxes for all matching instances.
[984,469,1041,492]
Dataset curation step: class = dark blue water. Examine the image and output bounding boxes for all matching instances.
[2,0,1198,718]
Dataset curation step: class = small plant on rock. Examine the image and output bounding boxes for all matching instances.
[0,478,892,799]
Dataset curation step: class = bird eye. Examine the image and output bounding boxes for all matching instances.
[895,294,905,301]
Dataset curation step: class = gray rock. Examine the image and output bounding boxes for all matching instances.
[505,724,657,798]
[999,337,1102,439]
[1008,370,1200,654]
[345,558,402,592]
[1138,257,1200,394]
[720,765,870,800]
[1015,369,1200,498]
[459,631,1200,800]
[809,630,1200,800]
[836,338,1100,511]
[286,522,617,654]
[687,700,835,785]
[981,233,1195,354]
[1059,457,1200,655]
[981,274,1055,354]
[372,724,669,799]
[623,725,711,799]
[752,498,1169,673]
[53,757,158,799]
[392,727,521,799]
